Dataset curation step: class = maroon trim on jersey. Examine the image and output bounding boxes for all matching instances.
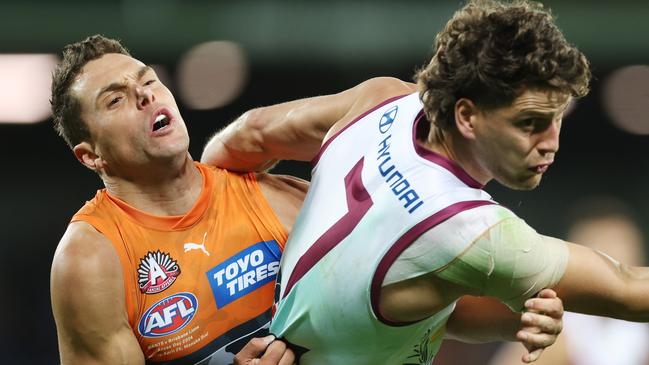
[370,199,495,327]
[310,94,411,167]
[412,111,484,189]
[283,157,374,298]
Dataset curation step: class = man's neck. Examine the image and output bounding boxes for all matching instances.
[102,156,203,216]
[421,126,491,186]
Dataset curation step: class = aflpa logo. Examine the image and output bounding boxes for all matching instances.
[206,240,281,308]
[137,250,181,294]
[138,292,198,338]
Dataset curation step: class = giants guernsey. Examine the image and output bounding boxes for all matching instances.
[72,163,288,364]
[270,92,568,365]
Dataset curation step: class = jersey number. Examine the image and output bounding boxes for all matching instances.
[282,158,374,297]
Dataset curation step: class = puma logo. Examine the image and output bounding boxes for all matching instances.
[184,232,210,256]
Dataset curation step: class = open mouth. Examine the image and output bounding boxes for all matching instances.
[152,113,170,132]
[530,164,550,174]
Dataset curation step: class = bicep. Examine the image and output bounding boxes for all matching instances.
[438,216,569,312]
[258,91,356,161]
[482,222,569,311]
[51,224,144,365]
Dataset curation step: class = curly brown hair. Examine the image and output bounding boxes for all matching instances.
[50,35,130,148]
[415,0,591,130]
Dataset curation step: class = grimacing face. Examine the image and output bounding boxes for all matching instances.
[71,53,189,176]
[471,89,571,190]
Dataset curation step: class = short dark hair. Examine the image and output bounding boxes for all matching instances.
[50,35,130,148]
[415,0,591,130]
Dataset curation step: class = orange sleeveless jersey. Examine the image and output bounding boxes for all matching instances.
[71,163,288,364]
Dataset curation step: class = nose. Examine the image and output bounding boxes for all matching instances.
[536,119,560,155]
[136,85,155,110]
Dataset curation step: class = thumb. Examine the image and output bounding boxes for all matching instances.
[522,348,543,363]
[536,288,557,299]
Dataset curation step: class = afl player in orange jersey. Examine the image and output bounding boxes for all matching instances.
[49,35,303,365]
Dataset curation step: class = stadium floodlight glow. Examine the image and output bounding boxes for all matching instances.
[177,41,248,110]
[0,54,58,124]
[603,65,649,135]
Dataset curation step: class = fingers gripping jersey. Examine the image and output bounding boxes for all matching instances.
[72,163,287,364]
[270,93,567,365]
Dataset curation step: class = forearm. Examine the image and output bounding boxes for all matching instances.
[567,263,649,321]
[201,96,339,171]
[201,77,412,171]
[556,243,649,322]
[446,296,521,343]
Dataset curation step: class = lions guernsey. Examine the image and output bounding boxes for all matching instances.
[270,93,568,365]
[72,163,287,364]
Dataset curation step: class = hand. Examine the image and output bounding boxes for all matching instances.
[233,335,296,365]
[516,289,564,363]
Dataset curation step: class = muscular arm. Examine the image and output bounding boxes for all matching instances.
[447,216,649,322]
[51,221,144,365]
[552,240,649,321]
[200,77,415,171]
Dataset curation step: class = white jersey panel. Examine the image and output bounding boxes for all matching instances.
[271,93,495,365]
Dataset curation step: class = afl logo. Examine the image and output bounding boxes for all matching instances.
[379,105,398,134]
[137,251,181,294]
[138,292,198,338]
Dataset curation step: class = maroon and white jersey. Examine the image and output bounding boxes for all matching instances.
[270,92,568,365]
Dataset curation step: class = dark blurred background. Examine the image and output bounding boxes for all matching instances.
[1,0,648,363]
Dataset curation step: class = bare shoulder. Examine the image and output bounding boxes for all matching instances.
[51,221,143,364]
[51,220,125,329]
[349,77,417,114]
[255,173,309,234]
[329,77,417,139]
[357,77,417,98]
[52,221,122,286]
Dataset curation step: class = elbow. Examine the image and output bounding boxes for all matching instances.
[239,107,269,137]
[201,108,266,163]
[233,107,272,152]
[200,107,275,170]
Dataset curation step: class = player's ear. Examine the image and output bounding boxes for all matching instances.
[73,142,107,172]
[454,98,479,140]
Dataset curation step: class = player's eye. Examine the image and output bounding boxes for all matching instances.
[516,118,536,131]
[108,96,122,106]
